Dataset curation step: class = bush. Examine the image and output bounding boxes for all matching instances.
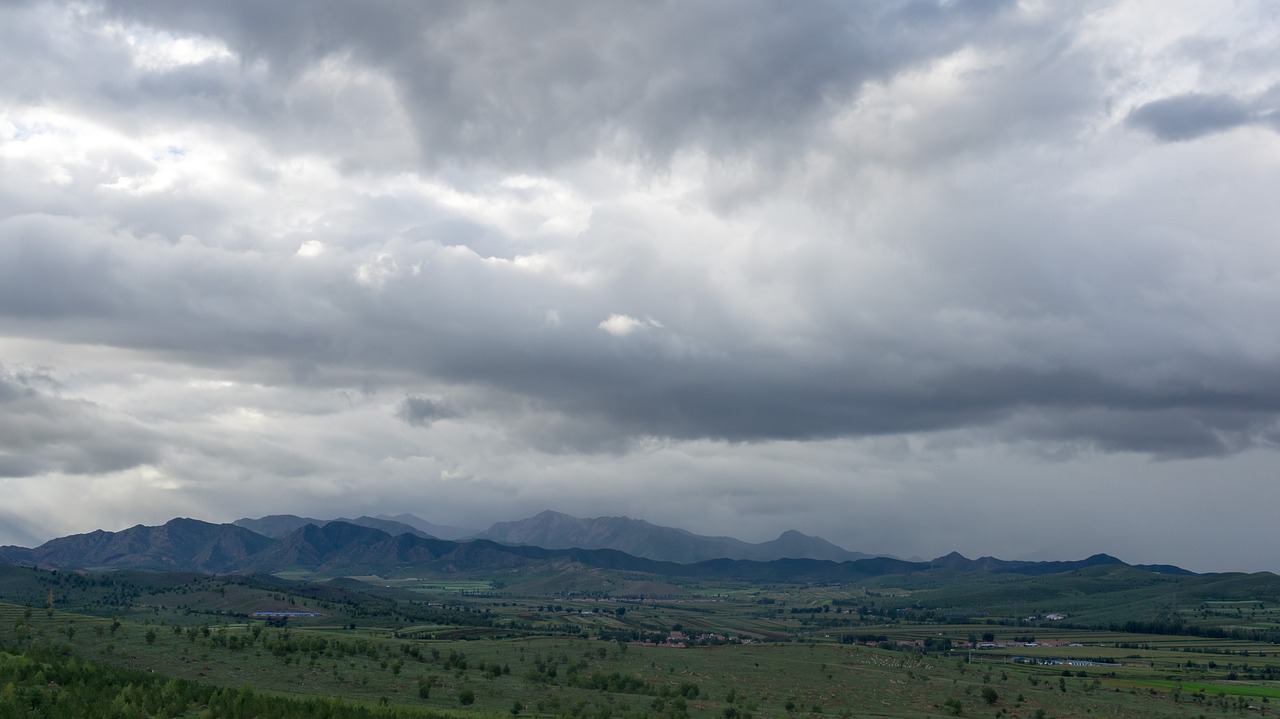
[459,687,476,705]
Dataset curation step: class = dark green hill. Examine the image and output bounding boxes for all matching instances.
[927,551,1143,575]
[873,563,1280,636]
[3,518,273,572]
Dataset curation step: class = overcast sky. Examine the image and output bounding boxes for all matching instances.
[2,0,1278,573]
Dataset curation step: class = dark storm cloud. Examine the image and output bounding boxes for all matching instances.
[3,197,1279,461]
[457,358,1280,459]
[84,0,1035,169]
[1127,92,1258,141]
[1008,407,1279,460]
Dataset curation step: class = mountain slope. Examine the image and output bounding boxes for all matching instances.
[244,522,459,574]
[472,510,873,563]
[3,518,274,573]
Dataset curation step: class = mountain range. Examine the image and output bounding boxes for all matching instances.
[233,510,872,564]
[470,510,874,563]
[0,516,1197,581]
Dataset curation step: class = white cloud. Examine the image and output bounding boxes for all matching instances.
[94,20,236,72]
[295,240,326,258]
[597,314,661,337]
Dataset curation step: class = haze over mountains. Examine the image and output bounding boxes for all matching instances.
[232,514,475,541]
[0,512,1200,580]
[471,510,875,563]
[233,515,436,541]
[233,510,872,564]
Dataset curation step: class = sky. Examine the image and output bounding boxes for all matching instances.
[1,1,1279,573]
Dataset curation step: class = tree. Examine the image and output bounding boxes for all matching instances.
[145,628,157,645]
[981,687,998,705]
[459,688,476,705]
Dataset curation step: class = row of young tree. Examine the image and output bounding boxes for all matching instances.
[0,643,453,719]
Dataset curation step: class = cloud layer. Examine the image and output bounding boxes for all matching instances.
[1,0,1278,571]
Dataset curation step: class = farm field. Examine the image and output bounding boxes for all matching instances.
[3,562,1280,717]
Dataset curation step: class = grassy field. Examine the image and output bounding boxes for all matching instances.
[3,562,1280,717]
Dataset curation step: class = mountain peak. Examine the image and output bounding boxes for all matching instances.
[1084,553,1123,564]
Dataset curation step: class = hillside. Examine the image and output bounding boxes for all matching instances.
[0,518,273,573]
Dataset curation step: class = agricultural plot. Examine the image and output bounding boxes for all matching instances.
[3,563,1280,717]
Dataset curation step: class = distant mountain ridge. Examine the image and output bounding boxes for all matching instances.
[232,510,872,564]
[471,510,875,563]
[0,517,1200,582]
[233,514,476,541]
[374,514,475,540]
[233,515,433,540]
[927,551,1195,577]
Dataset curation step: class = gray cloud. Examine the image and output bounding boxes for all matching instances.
[1,0,1279,570]
[397,396,456,427]
[1127,93,1255,141]
[0,366,158,477]
[70,0,1054,173]
[2,160,1278,462]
